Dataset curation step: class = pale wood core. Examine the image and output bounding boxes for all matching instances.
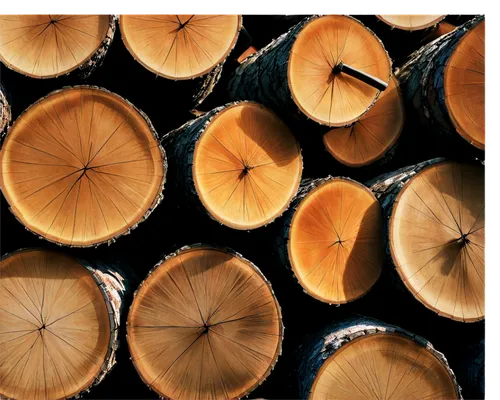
[310,332,458,399]
[0,250,111,399]
[376,15,446,31]
[444,20,485,149]
[289,179,383,303]
[193,103,302,230]
[0,87,165,247]
[323,78,404,167]
[0,15,109,78]
[127,247,282,400]
[390,162,484,322]
[120,15,241,80]
[288,15,391,127]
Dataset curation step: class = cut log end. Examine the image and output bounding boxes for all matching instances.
[323,78,404,167]
[127,245,283,400]
[309,332,459,399]
[0,250,116,399]
[0,86,166,247]
[376,15,446,31]
[0,15,113,78]
[444,19,485,150]
[288,178,383,304]
[389,161,484,322]
[288,15,392,127]
[193,102,302,230]
[120,15,242,80]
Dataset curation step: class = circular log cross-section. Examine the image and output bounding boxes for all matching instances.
[299,320,461,400]
[165,102,302,230]
[127,245,283,400]
[278,177,383,304]
[376,15,446,31]
[323,77,404,167]
[0,86,166,247]
[228,15,392,128]
[389,161,484,322]
[0,15,116,78]
[0,249,127,399]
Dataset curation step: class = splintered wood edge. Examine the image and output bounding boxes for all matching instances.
[1,85,167,248]
[119,15,243,81]
[0,248,122,397]
[287,176,382,304]
[0,86,11,135]
[126,243,284,398]
[376,15,447,31]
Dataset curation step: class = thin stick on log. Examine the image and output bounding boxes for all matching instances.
[367,158,485,322]
[297,317,462,399]
[228,15,392,128]
[277,177,384,304]
[163,101,302,230]
[127,244,283,400]
[119,15,242,108]
[0,86,167,247]
[398,16,485,150]
[0,248,130,399]
[0,15,117,79]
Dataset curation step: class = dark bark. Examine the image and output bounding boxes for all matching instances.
[296,316,462,399]
[0,82,10,137]
[460,339,485,399]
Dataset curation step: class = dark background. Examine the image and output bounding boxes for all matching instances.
[1,15,484,399]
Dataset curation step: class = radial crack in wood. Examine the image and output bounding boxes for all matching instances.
[127,245,283,400]
[0,86,166,247]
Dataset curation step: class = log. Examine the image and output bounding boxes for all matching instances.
[323,77,404,168]
[163,101,302,230]
[127,244,283,400]
[397,16,485,151]
[367,158,485,322]
[276,176,384,304]
[0,86,167,247]
[0,82,11,136]
[0,248,130,399]
[420,21,457,46]
[0,15,117,79]
[376,15,446,31]
[227,15,392,128]
[119,15,242,108]
[460,339,485,399]
[297,317,462,399]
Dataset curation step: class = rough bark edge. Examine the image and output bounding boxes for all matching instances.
[276,176,382,305]
[297,317,462,399]
[0,85,167,248]
[126,243,284,400]
[0,248,129,400]
[0,83,11,137]
[162,100,303,231]
[228,15,392,129]
[0,15,117,80]
[375,15,446,31]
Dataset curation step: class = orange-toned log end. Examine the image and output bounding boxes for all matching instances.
[309,332,459,399]
[289,178,383,304]
[127,246,283,400]
[390,161,484,322]
[444,19,485,150]
[193,102,302,230]
[0,86,166,247]
[288,15,392,127]
[0,15,111,78]
[120,15,242,80]
[0,250,113,400]
[237,45,258,64]
[323,78,404,167]
[376,15,446,31]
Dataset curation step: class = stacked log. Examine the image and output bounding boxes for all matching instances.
[0,86,167,247]
[398,16,485,152]
[127,244,283,400]
[163,101,302,230]
[0,83,10,136]
[368,158,484,322]
[119,15,242,108]
[0,248,129,399]
[0,15,117,79]
[228,15,392,129]
[277,177,384,304]
[297,317,462,399]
